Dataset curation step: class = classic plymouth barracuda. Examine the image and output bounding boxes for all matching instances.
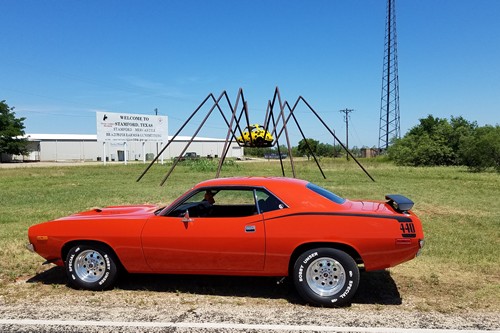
[27,177,424,306]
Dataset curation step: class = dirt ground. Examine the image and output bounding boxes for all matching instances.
[1,267,499,332]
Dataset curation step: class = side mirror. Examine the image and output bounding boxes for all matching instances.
[182,209,193,223]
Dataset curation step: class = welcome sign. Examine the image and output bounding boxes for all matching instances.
[96,111,168,143]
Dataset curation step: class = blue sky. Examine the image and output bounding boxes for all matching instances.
[1,0,499,148]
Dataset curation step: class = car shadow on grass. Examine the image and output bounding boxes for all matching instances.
[27,267,401,306]
[26,266,67,285]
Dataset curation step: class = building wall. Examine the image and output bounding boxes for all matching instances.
[361,148,378,158]
[164,141,242,159]
[38,140,99,161]
[27,139,243,162]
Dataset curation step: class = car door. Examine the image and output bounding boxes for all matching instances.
[141,188,265,273]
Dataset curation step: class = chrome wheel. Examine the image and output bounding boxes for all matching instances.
[305,257,346,296]
[74,249,106,283]
[294,248,359,306]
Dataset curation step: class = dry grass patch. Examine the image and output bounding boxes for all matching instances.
[390,260,500,313]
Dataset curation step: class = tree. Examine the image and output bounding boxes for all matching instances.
[459,125,500,172]
[390,133,455,166]
[317,142,334,157]
[244,146,274,157]
[449,116,477,154]
[0,100,29,161]
[350,146,361,158]
[388,115,477,166]
[332,144,343,158]
[297,138,319,160]
[245,145,290,158]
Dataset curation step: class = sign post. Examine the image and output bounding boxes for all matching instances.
[103,142,106,166]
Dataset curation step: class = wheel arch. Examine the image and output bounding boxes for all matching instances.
[288,242,363,275]
[61,240,125,272]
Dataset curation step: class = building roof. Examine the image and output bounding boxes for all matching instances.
[26,134,96,141]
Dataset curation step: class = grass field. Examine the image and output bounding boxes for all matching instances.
[0,158,499,312]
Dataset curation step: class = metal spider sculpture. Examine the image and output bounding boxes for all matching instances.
[138,87,374,185]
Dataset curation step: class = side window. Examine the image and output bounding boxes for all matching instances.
[209,189,257,217]
[184,191,206,204]
[167,188,258,218]
[166,191,207,217]
[256,190,286,213]
[215,189,255,206]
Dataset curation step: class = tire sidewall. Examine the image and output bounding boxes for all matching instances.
[293,248,359,306]
[66,244,117,291]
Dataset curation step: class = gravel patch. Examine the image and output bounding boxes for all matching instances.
[1,277,499,333]
[2,268,499,332]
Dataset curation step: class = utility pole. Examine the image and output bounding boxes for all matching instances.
[339,108,353,161]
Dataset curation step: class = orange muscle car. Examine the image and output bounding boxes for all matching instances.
[27,177,424,306]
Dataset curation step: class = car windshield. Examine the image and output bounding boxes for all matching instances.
[306,183,346,204]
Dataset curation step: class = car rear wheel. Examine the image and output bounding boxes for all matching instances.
[293,248,359,306]
[65,244,118,290]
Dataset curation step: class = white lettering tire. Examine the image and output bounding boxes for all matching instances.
[66,244,118,291]
[293,248,359,307]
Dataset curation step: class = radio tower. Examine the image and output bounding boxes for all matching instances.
[378,0,400,151]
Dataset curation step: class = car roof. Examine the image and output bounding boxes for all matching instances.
[194,177,309,193]
[185,177,342,211]
[195,176,309,187]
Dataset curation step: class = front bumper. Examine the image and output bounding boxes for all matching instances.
[26,243,35,252]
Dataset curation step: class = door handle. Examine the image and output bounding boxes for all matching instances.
[245,225,256,233]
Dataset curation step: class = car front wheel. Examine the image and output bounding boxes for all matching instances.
[293,248,359,306]
[65,244,118,290]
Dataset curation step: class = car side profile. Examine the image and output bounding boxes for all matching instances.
[27,177,424,306]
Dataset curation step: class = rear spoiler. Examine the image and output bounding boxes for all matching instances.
[385,194,414,212]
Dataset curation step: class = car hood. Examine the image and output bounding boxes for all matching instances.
[55,205,159,221]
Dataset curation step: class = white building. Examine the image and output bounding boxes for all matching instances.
[22,134,243,162]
